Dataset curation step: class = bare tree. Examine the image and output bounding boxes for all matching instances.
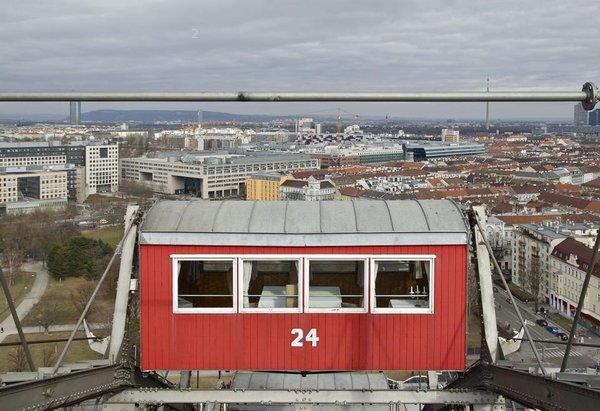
[529,254,543,313]
[37,299,59,334]
[41,346,57,367]
[8,347,27,372]
[72,281,97,313]
[120,179,154,199]
[1,241,24,286]
[487,231,511,276]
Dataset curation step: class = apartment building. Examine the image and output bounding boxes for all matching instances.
[550,237,600,334]
[512,222,599,304]
[280,177,336,201]
[246,173,290,201]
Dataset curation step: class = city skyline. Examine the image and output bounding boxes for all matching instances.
[0,1,598,119]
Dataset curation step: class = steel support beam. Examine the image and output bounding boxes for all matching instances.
[0,365,121,410]
[471,206,499,361]
[0,365,171,410]
[106,388,500,406]
[0,84,596,106]
[108,205,140,362]
[471,213,547,375]
[447,363,600,411]
[52,220,139,375]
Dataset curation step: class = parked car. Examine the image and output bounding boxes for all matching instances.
[99,218,109,225]
[557,332,569,341]
[547,325,559,334]
[493,286,499,293]
[535,319,548,327]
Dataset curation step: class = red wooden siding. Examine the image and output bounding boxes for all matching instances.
[140,244,467,371]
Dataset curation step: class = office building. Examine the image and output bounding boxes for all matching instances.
[402,143,485,162]
[69,101,82,125]
[441,129,460,143]
[574,103,588,125]
[121,153,319,199]
[0,141,119,203]
[589,108,600,126]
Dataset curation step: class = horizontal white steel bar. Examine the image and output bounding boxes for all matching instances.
[107,388,500,405]
[0,91,589,102]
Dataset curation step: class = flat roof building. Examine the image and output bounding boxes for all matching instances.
[0,142,119,201]
[121,153,319,199]
[403,143,485,162]
[246,172,289,201]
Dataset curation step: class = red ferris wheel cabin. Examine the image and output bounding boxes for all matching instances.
[139,200,468,372]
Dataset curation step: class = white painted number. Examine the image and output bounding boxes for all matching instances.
[305,328,320,347]
[290,328,319,347]
[291,328,303,347]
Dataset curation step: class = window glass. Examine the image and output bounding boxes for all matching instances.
[374,259,431,310]
[241,260,299,310]
[177,260,234,309]
[307,260,365,309]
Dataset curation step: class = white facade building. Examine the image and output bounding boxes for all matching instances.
[441,129,460,143]
[121,154,319,200]
[85,144,120,196]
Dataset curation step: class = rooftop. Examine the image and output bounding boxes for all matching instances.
[140,199,468,247]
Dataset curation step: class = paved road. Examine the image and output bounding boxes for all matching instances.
[0,261,49,343]
[495,287,600,369]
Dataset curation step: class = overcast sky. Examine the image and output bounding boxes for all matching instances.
[1,0,598,120]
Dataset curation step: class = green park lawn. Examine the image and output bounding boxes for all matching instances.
[0,331,104,373]
[0,270,36,320]
[82,227,124,248]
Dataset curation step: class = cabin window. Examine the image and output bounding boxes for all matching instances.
[240,258,301,312]
[371,257,434,313]
[174,257,235,313]
[305,258,367,312]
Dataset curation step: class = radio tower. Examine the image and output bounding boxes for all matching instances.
[485,75,490,131]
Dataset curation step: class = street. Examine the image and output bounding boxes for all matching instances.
[495,287,600,370]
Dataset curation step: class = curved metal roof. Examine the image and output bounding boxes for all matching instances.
[140,199,468,246]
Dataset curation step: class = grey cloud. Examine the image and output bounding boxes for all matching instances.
[0,0,598,118]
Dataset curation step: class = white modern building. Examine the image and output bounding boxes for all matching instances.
[121,153,319,199]
[84,144,119,195]
[0,142,119,203]
[441,129,460,143]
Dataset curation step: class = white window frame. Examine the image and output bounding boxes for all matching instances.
[172,254,237,314]
[238,255,303,313]
[304,255,368,314]
[370,255,436,314]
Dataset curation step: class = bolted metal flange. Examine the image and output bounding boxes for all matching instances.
[582,81,598,110]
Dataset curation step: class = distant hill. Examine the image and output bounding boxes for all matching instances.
[81,110,287,123]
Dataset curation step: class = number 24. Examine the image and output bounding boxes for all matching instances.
[291,328,319,347]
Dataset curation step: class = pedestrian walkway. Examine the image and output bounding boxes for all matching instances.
[541,347,583,359]
[1,323,108,338]
[0,261,49,344]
